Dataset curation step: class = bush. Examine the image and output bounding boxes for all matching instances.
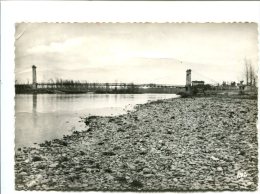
[178,92,191,98]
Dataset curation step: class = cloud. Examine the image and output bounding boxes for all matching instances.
[27,37,83,54]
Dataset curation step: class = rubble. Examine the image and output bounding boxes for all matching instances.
[15,97,258,191]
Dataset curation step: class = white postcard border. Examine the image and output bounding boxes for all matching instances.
[1,1,260,194]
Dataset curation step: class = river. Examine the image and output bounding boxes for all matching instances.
[15,93,179,148]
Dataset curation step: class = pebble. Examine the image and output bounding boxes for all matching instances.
[211,156,219,161]
[49,162,59,168]
[20,172,27,176]
[142,167,151,174]
[35,174,43,182]
[144,174,153,178]
[128,164,136,170]
[26,180,37,188]
[24,159,30,163]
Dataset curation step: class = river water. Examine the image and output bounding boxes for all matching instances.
[15,93,179,148]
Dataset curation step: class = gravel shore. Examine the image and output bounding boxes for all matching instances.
[15,97,258,191]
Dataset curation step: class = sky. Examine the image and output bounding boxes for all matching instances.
[15,23,258,85]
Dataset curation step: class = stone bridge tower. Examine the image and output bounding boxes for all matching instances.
[186,69,191,92]
[32,65,37,89]
[186,69,191,86]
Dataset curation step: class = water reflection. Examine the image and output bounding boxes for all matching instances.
[33,94,37,113]
[32,94,37,131]
[15,93,178,147]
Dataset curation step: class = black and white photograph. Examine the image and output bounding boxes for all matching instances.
[14,23,258,191]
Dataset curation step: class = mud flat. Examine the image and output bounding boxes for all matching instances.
[15,97,258,191]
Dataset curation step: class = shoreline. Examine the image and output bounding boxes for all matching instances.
[15,96,258,191]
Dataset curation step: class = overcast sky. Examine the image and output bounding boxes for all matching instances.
[15,23,258,85]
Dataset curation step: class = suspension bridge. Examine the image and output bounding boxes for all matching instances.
[15,61,224,94]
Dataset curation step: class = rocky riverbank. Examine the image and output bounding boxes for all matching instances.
[15,97,258,191]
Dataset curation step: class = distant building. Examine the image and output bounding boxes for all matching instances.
[192,81,204,86]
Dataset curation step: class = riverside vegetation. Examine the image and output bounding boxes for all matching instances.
[15,96,258,191]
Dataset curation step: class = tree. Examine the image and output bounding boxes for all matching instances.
[243,58,257,86]
[244,58,249,85]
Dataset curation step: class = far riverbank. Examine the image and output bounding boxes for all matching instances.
[15,96,258,191]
